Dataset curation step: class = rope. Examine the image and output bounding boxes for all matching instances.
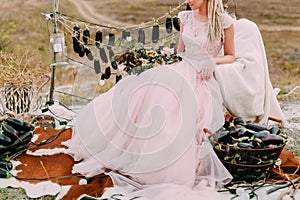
[56,1,186,31]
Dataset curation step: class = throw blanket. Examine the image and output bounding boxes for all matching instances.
[0,127,112,199]
[215,19,286,125]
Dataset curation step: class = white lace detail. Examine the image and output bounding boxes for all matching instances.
[178,11,235,57]
[179,11,219,57]
[178,11,208,38]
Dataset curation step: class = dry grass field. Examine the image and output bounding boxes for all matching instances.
[0,0,299,95]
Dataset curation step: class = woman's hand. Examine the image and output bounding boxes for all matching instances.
[199,66,213,81]
[199,70,211,81]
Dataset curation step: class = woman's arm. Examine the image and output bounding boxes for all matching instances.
[213,24,235,64]
[177,22,185,53]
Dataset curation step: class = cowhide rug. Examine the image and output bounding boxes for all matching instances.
[2,127,113,199]
[1,127,300,199]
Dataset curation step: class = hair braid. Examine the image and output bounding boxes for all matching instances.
[207,0,224,44]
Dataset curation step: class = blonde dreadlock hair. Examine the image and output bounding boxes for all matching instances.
[207,0,225,44]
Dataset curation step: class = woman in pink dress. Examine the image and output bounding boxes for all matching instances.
[65,0,236,199]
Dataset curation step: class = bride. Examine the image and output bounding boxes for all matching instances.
[65,0,236,199]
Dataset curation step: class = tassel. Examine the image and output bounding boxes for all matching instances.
[82,28,90,45]
[94,58,101,74]
[95,30,102,48]
[172,15,180,32]
[85,47,94,61]
[166,14,173,34]
[138,28,145,44]
[122,30,131,40]
[108,29,116,45]
[99,46,108,63]
[103,66,111,79]
[152,20,159,43]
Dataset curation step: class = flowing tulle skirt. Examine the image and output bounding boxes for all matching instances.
[64,59,232,199]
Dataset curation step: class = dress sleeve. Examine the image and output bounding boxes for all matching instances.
[222,12,235,29]
[178,11,189,25]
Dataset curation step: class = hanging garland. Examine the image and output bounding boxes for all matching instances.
[55,1,185,85]
[57,1,185,31]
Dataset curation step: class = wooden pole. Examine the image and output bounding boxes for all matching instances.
[48,0,58,105]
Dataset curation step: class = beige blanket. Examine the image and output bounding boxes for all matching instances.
[215,18,286,125]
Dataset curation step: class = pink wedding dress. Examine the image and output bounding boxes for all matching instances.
[65,10,234,199]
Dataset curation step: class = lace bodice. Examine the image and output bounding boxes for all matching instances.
[178,11,234,57]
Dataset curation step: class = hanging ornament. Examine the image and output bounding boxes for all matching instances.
[115,74,122,83]
[165,13,173,34]
[99,45,108,63]
[73,24,80,40]
[122,29,131,41]
[103,66,111,79]
[85,47,94,61]
[95,30,103,49]
[152,19,159,43]
[138,28,145,44]
[72,24,81,53]
[94,58,101,74]
[108,29,116,45]
[108,48,118,70]
[72,36,80,53]
[82,27,90,45]
[108,48,115,60]
[172,15,180,32]
[78,44,85,57]
[170,40,177,54]
[111,61,118,70]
